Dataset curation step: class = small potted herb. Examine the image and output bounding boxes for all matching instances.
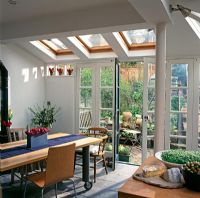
[118,145,131,162]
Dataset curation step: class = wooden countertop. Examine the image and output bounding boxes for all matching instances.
[118,156,200,198]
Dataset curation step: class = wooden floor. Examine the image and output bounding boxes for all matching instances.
[1,162,138,198]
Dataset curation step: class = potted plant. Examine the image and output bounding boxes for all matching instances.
[67,65,73,76]
[118,144,131,162]
[105,143,113,167]
[57,67,64,76]
[29,102,60,128]
[49,67,55,76]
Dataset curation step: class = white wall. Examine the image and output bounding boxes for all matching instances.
[45,76,75,133]
[1,43,45,128]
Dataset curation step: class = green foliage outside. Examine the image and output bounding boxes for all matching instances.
[80,62,187,134]
[118,144,130,155]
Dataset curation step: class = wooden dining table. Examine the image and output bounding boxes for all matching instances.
[118,156,200,198]
[0,132,102,197]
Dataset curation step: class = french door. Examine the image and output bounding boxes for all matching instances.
[76,60,119,170]
[142,58,156,161]
[166,59,200,151]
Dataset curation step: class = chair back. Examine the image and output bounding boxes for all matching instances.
[80,111,92,129]
[45,143,75,186]
[88,127,108,137]
[7,128,25,142]
[97,135,108,155]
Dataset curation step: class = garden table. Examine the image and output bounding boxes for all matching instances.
[0,133,102,197]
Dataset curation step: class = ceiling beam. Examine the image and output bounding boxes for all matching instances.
[59,38,88,60]
[102,32,128,59]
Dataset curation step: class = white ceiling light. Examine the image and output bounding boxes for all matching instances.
[171,4,200,39]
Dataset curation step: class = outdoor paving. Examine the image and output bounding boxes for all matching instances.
[1,162,138,198]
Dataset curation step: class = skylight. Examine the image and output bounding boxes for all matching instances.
[120,29,156,50]
[76,34,112,53]
[39,39,73,55]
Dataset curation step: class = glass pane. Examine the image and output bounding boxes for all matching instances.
[171,64,188,87]
[80,88,92,108]
[122,29,155,45]
[148,88,155,111]
[42,39,68,50]
[170,89,187,111]
[79,34,109,48]
[199,89,200,113]
[101,67,113,86]
[101,89,113,108]
[148,63,156,86]
[80,68,92,86]
[170,113,187,134]
[79,109,92,132]
[147,112,155,158]
[100,110,113,129]
[198,114,200,148]
[51,38,68,49]
[170,112,186,149]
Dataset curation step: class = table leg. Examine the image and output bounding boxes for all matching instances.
[82,146,92,190]
[0,174,2,198]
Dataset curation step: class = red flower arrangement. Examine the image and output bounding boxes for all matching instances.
[57,68,64,75]
[26,127,49,136]
[2,120,12,127]
[49,67,55,76]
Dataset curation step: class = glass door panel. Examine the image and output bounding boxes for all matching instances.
[119,61,144,165]
[79,67,93,132]
[146,62,156,159]
[169,63,188,149]
[100,66,114,142]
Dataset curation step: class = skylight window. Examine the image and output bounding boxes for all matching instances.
[119,29,156,50]
[39,39,73,55]
[76,34,112,53]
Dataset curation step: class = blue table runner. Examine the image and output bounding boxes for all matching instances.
[0,134,87,159]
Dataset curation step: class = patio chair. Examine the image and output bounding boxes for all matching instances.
[76,127,108,183]
[23,143,77,198]
[79,111,92,132]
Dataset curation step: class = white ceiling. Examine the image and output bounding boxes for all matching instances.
[1,0,200,62]
[0,0,126,23]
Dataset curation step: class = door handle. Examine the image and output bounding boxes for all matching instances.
[143,115,148,121]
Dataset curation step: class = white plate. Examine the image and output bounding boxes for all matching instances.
[155,150,184,168]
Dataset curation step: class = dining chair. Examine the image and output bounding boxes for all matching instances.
[6,127,27,185]
[6,127,43,185]
[76,127,108,183]
[7,127,25,142]
[23,143,77,198]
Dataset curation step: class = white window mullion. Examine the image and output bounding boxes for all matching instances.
[75,65,81,133]
[187,59,194,150]
[193,59,200,150]
[95,64,100,126]
[165,60,171,150]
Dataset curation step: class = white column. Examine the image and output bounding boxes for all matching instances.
[154,23,167,152]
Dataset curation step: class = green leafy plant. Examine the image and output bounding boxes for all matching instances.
[105,143,113,151]
[161,150,200,164]
[29,102,60,128]
[118,145,130,156]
